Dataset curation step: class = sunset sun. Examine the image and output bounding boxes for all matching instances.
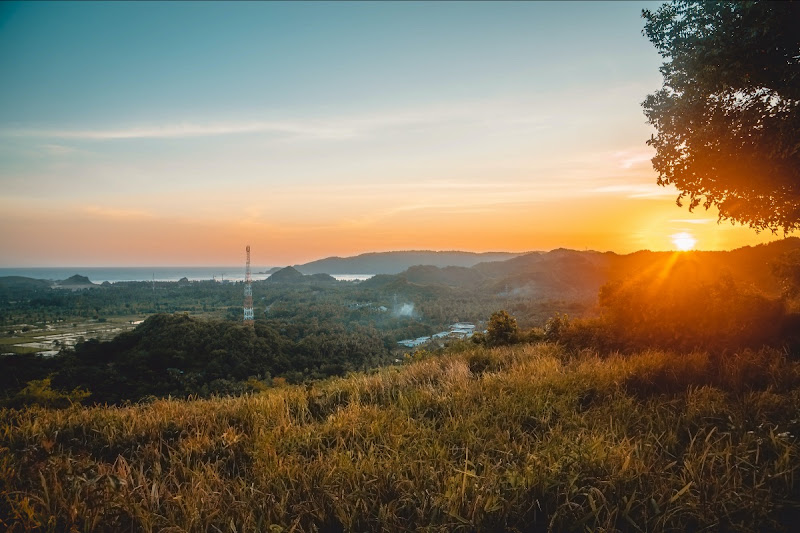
[671,232,697,251]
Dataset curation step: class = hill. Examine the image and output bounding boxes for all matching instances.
[266,266,306,283]
[0,313,392,404]
[403,264,487,287]
[0,276,53,290]
[374,238,800,301]
[266,267,337,284]
[2,342,799,531]
[53,274,98,289]
[293,250,526,275]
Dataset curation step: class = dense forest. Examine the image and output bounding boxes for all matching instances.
[1,314,393,405]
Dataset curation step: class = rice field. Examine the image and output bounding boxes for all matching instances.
[0,317,145,357]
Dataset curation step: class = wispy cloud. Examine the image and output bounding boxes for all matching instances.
[40,143,78,155]
[591,184,674,198]
[0,100,548,142]
[669,218,715,225]
[614,148,654,169]
[6,121,356,141]
[83,206,156,220]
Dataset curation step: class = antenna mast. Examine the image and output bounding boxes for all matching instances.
[243,245,254,326]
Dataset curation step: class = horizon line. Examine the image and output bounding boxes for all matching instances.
[2,239,793,270]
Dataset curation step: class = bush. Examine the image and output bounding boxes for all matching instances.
[3,377,90,409]
[548,273,797,354]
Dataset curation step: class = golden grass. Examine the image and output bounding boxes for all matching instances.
[1,343,799,531]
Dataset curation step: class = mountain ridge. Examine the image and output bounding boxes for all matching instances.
[292,250,528,275]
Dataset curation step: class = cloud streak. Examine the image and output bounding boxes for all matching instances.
[83,206,156,220]
[0,100,548,142]
[591,184,675,198]
[669,218,715,225]
[614,148,654,169]
[4,121,357,141]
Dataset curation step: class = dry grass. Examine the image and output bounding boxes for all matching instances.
[2,343,799,531]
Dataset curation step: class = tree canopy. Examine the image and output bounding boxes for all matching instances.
[642,1,800,233]
[486,310,519,346]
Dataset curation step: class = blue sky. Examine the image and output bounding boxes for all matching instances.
[0,1,777,266]
[1,2,658,124]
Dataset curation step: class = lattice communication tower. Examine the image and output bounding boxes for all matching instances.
[243,245,254,326]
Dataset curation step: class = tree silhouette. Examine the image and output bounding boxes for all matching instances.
[642,1,800,233]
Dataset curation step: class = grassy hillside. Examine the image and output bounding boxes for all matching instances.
[2,342,799,531]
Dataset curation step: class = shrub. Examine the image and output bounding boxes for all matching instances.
[3,377,90,409]
[549,273,797,354]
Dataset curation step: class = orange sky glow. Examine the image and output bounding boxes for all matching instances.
[0,188,780,267]
[0,2,789,267]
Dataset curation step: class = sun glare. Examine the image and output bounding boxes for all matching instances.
[671,232,697,251]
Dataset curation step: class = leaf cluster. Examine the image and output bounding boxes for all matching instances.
[643,1,800,232]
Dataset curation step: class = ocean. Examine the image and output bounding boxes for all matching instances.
[0,267,373,284]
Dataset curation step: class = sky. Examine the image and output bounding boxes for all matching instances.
[0,1,783,267]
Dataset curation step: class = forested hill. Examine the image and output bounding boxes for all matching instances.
[293,250,526,275]
[1,313,392,405]
[0,276,53,290]
[372,238,800,300]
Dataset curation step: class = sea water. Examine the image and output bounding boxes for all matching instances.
[0,267,373,284]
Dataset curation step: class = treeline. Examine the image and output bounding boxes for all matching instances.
[0,280,242,325]
[0,276,495,340]
[0,313,393,405]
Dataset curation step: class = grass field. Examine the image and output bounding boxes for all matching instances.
[2,342,799,531]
